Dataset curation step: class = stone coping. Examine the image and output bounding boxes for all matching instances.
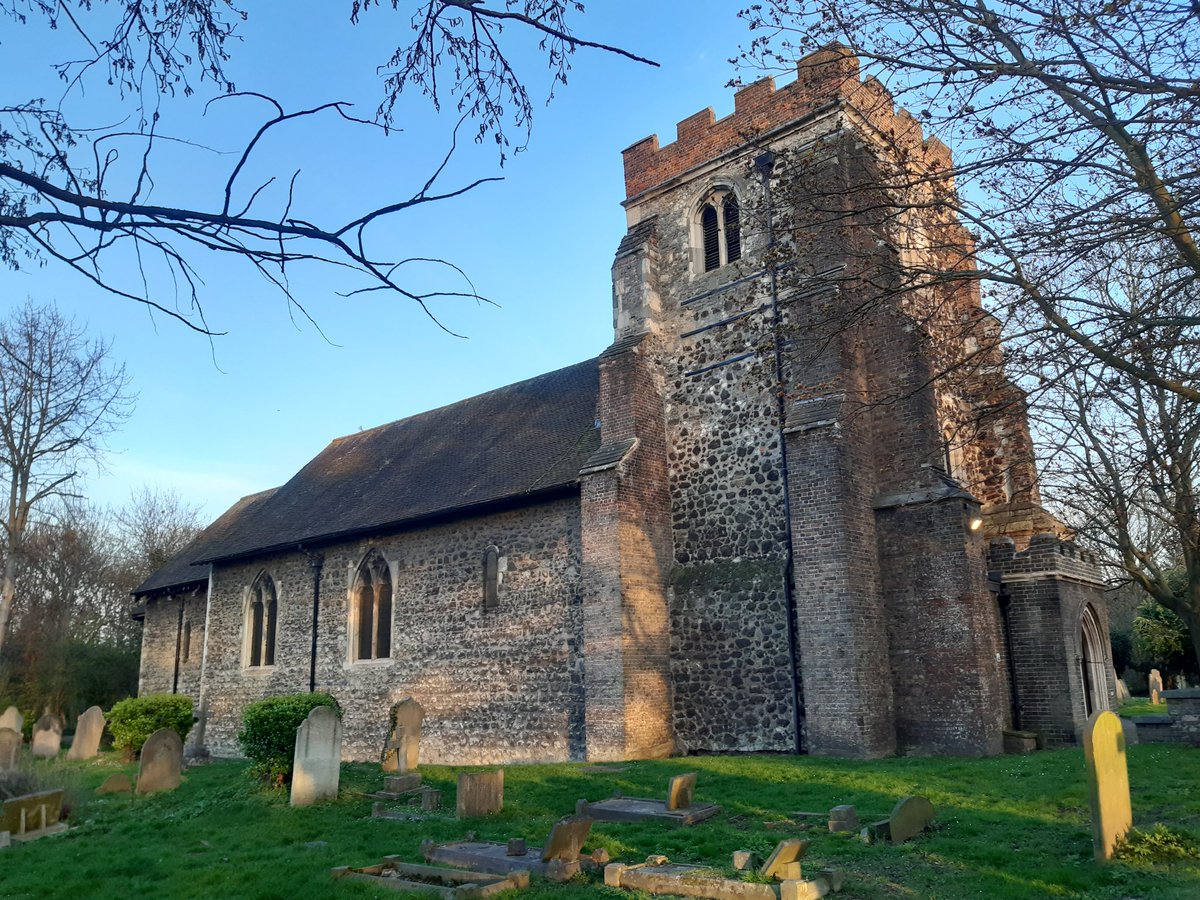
[1163,689,1200,700]
[1130,715,1175,725]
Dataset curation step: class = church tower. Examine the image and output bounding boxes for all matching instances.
[584,44,1112,758]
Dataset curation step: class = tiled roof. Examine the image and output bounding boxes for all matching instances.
[131,487,280,597]
[190,357,601,564]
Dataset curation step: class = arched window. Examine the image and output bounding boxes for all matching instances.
[351,550,392,661]
[697,188,742,272]
[245,573,278,668]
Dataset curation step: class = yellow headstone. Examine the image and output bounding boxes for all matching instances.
[1083,710,1132,861]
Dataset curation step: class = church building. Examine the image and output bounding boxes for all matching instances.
[134,45,1115,763]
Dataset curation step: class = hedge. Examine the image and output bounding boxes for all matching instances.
[237,692,341,783]
[107,694,194,756]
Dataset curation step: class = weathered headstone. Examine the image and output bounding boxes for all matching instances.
[732,850,757,871]
[1115,678,1131,702]
[137,728,183,794]
[759,838,809,880]
[828,804,859,833]
[0,705,21,734]
[30,714,62,759]
[96,773,133,795]
[666,772,696,811]
[1149,669,1164,704]
[0,727,20,770]
[886,795,935,843]
[0,789,65,841]
[66,706,106,761]
[291,705,342,807]
[541,814,592,862]
[421,787,443,811]
[1083,710,1132,861]
[457,769,504,818]
[382,697,423,773]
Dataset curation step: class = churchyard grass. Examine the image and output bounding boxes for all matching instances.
[1119,697,1161,718]
[1,747,1197,898]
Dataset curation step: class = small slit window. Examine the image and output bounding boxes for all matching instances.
[483,546,502,611]
[697,188,742,272]
[245,573,277,668]
[352,550,392,662]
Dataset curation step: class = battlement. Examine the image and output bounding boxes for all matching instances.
[622,43,954,200]
[989,533,1105,584]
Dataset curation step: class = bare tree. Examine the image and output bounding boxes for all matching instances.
[738,0,1200,401]
[110,485,201,576]
[1,2,655,334]
[1031,248,1200,667]
[0,301,132,660]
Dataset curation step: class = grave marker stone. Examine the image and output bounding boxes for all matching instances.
[759,838,809,880]
[1149,669,1164,704]
[0,705,21,734]
[886,796,935,843]
[1115,678,1131,702]
[0,727,20,770]
[382,697,423,773]
[97,773,133,795]
[457,769,504,818]
[541,815,591,862]
[30,714,62,759]
[828,804,858,833]
[1083,710,1132,861]
[0,789,65,841]
[66,706,105,761]
[137,728,183,794]
[666,772,696,811]
[290,705,342,807]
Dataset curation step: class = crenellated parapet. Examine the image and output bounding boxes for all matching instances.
[989,533,1106,586]
[622,43,954,199]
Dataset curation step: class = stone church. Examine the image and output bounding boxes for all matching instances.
[135,45,1115,763]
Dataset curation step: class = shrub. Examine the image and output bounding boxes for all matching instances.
[237,693,340,784]
[107,694,194,757]
[1114,825,1200,863]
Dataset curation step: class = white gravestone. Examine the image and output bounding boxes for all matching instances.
[290,706,342,807]
[66,706,106,761]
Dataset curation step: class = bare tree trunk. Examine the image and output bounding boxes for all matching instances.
[0,549,17,661]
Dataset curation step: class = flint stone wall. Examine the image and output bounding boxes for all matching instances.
[199,496,584,764]
[138,586,206,704]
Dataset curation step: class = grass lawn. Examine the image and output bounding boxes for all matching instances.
[1,746,1198,899]
[1119,698,1164,718]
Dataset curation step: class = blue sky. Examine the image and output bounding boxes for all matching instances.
[1,3,784,520]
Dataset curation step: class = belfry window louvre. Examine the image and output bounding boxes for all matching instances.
[699,189,742,272]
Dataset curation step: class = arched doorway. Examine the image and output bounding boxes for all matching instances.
[1080,604,1110,717]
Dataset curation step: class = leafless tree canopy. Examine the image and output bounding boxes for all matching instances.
[739,0,1200,401]
[0,300,132,659]
[0,2,654,333]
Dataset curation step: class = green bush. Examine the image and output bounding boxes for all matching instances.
[237,693,340,784]
[107,694,194,757]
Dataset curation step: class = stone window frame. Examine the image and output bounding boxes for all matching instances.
[348,548,394,665]
[1079,603,1111,717]
[242,571,279,672]
[690,181,744,276]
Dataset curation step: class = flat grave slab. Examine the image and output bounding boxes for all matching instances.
[577,795,721,826]
[605,856,843,900]
[331,858,527,898]
[421,814,604,883]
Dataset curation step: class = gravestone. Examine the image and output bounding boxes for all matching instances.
[97,773,133,795]
[666,772,696,811]
[541,814,592,862]
[759,838,809,880]
[30,714,62,759]
[382,697,423,773]
[828,804,859,833]
[137,728,183,794]
[887,796,936,843]
[0,727,20,770]
[66,706,105,761]
[0,705,21,734]
[0,789,65,842]
[457,769,504,818]
[1083,710,1132,861]
[1149,669,1164,704]
[1115,678,1131,702]
[291,705,342,807]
